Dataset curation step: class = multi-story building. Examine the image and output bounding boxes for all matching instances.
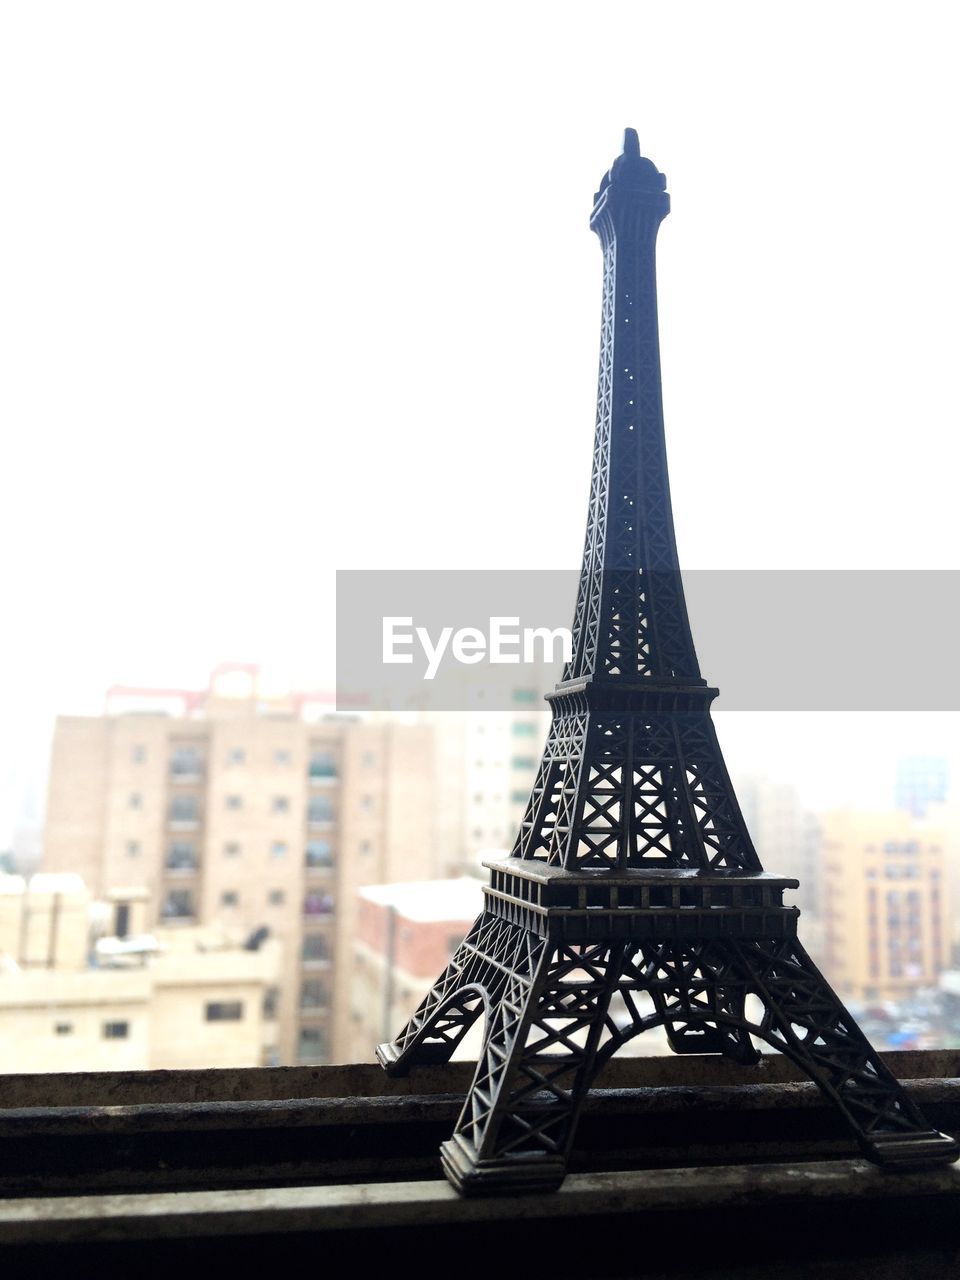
[734,774,822,931]
[351,876,484,1063]
[0,874,281,1071]
[432,693,549,874]
[42,664,441,1065]
[820,810,949,1002]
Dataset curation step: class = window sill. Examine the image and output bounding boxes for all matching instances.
[0,1052,958,1267]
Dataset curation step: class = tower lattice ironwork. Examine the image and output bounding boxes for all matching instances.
[377,130,959,1195]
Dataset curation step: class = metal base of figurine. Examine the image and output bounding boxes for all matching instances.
[440,1135,566,1196]
[376,1040,450,1076]
[865,1129,960,1170]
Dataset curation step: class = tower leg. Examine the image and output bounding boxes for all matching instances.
[599,938,956,1169]
[728,937,959,1168]
[376,914,542,1077]
[441,941,624,1195]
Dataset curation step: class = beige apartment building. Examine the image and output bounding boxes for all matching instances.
[43,665,443,1065]
[821,810,949,1002]
[0,875,280,1071]
[430,696,550,874]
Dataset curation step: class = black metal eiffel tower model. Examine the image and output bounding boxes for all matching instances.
[378,130,959,1195]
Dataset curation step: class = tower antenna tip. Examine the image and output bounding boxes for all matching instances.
[623,128,640,154]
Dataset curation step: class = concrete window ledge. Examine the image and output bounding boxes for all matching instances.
[0,1160,958,1243]
[0,1051,957,1274]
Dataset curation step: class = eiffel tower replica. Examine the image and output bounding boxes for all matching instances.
[377,129,959,1195]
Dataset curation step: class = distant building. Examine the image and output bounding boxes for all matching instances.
[895,756,949,819]
[732,774,821,921]
[431,693,549,874]
[351,877,484,1062]
[42,664,442,1066]
[821,811,948,1001]
[0,875,281,1071]
[926,800,960,963]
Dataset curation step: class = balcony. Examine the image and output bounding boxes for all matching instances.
[169,768,204,785]
[305,841,334,872]
[165,843,198,874]
[160,891,195,923]
[308,755,338,786]
[306,802,335,829]
[164,858,198,876]
[167,798,201,831]
[169,749,205,784]
[301,936,332,968]
[304,893,334,919]
[299,981,329,1013]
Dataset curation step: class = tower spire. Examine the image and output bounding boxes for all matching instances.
[566,129,699,685]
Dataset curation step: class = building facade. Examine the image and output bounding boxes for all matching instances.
[0,874,280,1072]
[734,773,822,945]
[351,877,484,1063]
[821,810,949,1001]
[43,666,441,1065]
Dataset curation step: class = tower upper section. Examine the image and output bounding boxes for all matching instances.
[563,130,702,687]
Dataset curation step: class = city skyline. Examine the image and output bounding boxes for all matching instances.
[3,5,960,854]
[6,692,960,854]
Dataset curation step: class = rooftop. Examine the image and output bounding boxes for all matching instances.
[359,877,483,923]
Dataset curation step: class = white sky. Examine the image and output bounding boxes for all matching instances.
[2,2,959,839]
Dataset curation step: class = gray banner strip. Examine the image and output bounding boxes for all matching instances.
[335,570,960,711]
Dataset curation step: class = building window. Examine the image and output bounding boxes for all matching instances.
[304,890,334,917]
[302,933,330,964]
[54,1022,73,1036]
[360,751,376,768]
[225,794,243,811]
[131,744,146,764]
[307,795,334,824]
[359,795,374,814]
[221,890,239,907]
[161,889,194,920]
[306,840,333,868]
[129,792,142,809]
[270,841,288,859]
[297,1026,329,1064]
[166,841,197,870]
[511,722,536,737]
[224,842,241,857]
[300,979,328,1009]
[274,750,291,766]
[512,689,537,704]
[126,840,141,858]
[169,794,200,824]
[272,796,290,814]
[170,746,204,778]
[103,1021,129,1040]
[511,755,536,770]
[359,840,372,855]
[268,889,285,906]
[309,750,337,780]
[510,790,528,805]
[205,1002,243,1022]
[227,748,246,766]
[263,988,280,1020]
